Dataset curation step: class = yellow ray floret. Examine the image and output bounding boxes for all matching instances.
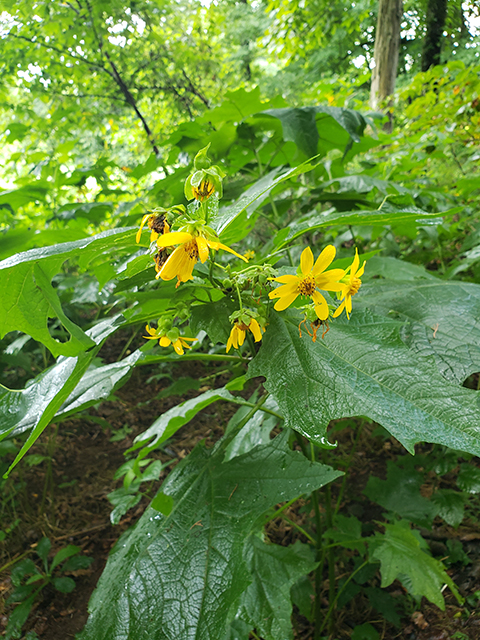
[269,246,345,321]
[226,318,263,353]
[333,248,366,319]
[155,231,247,286]
[143,325,196,355]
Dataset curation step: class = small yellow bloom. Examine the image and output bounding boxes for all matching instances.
[156,231,247,286]
[143,325,196,355]
[333,249,365,319]
[269,246,345,321]
[226,318,263,353]
[136,214,170,244]
[243,250,255,261]
[192,178,215,201]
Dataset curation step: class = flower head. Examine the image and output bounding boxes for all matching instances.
[268,246,345,321]
[136,213,170,244]
[192,178,215,201]
[143,325,196,355]
[333,249,365,319]
[226,317,263,353]
[156,230,247,286]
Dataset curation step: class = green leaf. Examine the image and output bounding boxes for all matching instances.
[224,394,279,461]
[80,437,340,640]
[359,279,480,384]
[0,316,124,458]
[274,207,453,250]
[190,298,236,344]
[364,462,438,527]
[50,545,81,573]
[53,576,76,593]
[431,490,466,528]
[238,538,317,640]
[262,106,366,157]
[456,463,480,493]
[129,386,236,456]
[36,537,51,566]
[79,435,341,640]
[1,351,95,474]
[56,349,144,420]
[370,520,462,609]
[0,228,135,357]
[248,310,480,456]
[213,159,320,240]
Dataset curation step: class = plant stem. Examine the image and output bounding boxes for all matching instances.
[233,399,283,421]
[308,442,325,640]
[317,560,369,636]
[281,515,316,544]
[215,393,268,454]
[264,496,299,524]
[334,421,363,517]
[140,353,244,365]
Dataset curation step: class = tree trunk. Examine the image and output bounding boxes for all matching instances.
[421,0,448,71]
[370,0,403,114]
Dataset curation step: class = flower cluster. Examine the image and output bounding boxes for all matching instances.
[135,145,366,357]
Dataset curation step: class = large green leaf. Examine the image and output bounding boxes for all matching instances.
[273,207,458,250]
[0,228,135,356]
[213,159,320,240]
[0,315,126,444]
[79,435,341,640]
[358,279,480,383]
[237,538,318,640]
[262,106,366,157]
[248,310,480,455]
[370,520,462,609]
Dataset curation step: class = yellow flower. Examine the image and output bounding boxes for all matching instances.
[269,246,345,321]
[192,178,215,201]
[243,250,255,261]
[333,249,365,319]
[143,325,196,355]
[156,231,247,286]
[136,214,170,244]
[226,318,263,353]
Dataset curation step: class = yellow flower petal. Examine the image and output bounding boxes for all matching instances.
[196,235,210,263]
[268,281,299,299]
[311,291,329,320]
[351,249,360,277]
[249,318,263,342]
[312,245,336,276]
[273,291,299,311]
[333,299,346,318]
[300,247,314,275]
[172,339,185,355]
[209,240,248,262]
[160,336,171,347]
[237,328,246,347]
[356,261,366,279]
[156,231,193,248]
[136,214,152,244]
[271,274,298,284]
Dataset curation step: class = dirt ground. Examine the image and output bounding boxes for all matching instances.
[1,333,479,640]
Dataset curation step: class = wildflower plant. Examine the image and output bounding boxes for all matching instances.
[2,104,480,640]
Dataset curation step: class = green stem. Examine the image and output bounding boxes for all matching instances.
[324,483,336,634]
[282,515,316,545]
[140,353,244,365]
[309,443,325,640]
[215,393,268,454]
[334,421,363,517]
[318,560,369,636]
[234,281,244,310]
[0,549,34,575]
[118,327,140,361]
[264,496,299,524]
[233,399,283,421]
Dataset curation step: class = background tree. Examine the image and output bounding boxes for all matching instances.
[370,0,403,113]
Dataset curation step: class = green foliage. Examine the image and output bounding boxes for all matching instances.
[79,435,341,639]
[5,538,92,639]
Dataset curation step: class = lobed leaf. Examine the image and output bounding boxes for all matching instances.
[248,310,480,456]
[79,435,341,640]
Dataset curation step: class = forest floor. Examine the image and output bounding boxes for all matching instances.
[1,330,480,640]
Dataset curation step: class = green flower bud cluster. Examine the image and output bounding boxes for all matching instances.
[184,144,226,201]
